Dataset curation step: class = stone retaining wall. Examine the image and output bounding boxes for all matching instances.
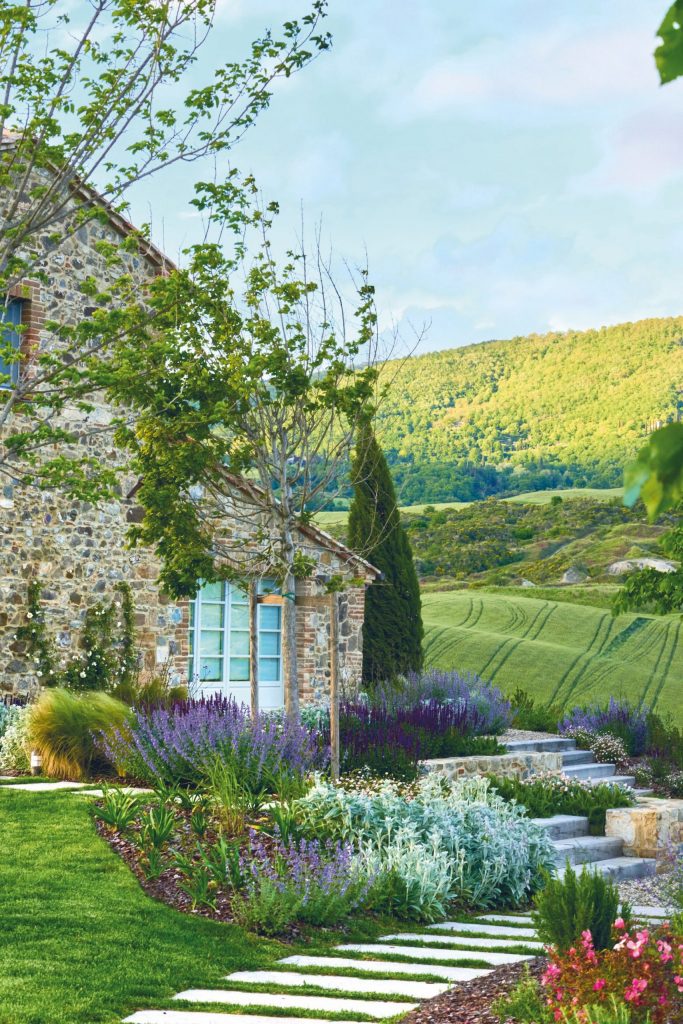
[606,798,683,866]
[423,750,563,781]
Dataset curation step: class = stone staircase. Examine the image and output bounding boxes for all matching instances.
[505,736,655,881]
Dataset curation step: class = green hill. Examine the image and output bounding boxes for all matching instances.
[376,317,683,504]
[422,590,683,722]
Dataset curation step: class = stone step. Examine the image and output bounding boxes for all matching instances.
[587,775,636,789]
[336,944,531,966]
[279,955,491,983]
[173,988,416,1018]
[552,835,624,866]
[561,750,595,766]
[378,933,544,951]
[530,814,590,840]
[126,1014,373,1024]
[562,762,616,780]
[425,921,538,939]
[557,856,656,882]
[0,780,87,792]
[504,738,576,753]
[225,971,448,1000]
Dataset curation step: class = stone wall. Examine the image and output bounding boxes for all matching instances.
[0,189,372,701]
[606,798,683,866]
[424,750,564,781]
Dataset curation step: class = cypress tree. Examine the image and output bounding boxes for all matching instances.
[348,419,423,683]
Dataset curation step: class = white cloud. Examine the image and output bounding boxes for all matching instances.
[387,25,659,121]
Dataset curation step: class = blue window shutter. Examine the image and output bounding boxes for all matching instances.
[0,299,23,386]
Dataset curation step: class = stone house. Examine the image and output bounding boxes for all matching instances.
[0,175,379,706]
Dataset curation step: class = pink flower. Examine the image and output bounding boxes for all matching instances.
[657,939,673,963]
[614,917,626,930]
[593,979,606,991]
[624,978,648,1003]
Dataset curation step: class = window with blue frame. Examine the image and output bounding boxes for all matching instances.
[188,579,283,708]
[0,299,23,387]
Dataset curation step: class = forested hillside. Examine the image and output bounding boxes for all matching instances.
[376,317,683,503]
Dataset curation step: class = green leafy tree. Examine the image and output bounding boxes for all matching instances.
[348,419,423,683]
[656,2,683,83]
[96,188,379,717]
[0,0,330,495]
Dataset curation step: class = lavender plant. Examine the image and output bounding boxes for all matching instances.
[558,699,649,756]
[101,696,327,789]
[233,831,371,935]
[372,669,512,733]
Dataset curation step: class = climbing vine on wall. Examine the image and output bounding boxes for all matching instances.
[17,580,139,692]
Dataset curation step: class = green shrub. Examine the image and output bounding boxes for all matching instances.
[509,688,562,734]
[563,999,645,1024]
[487,773,635,833]
[492,966,552,1023]
[0,704,30,773]
[532,863,630,952]
[27,688,130,779]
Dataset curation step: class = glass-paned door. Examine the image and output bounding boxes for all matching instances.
[0,299,22,387]
[189,581,283,709]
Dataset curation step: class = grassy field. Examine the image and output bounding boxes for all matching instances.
[314,487,624,528]
[422,590,683,721]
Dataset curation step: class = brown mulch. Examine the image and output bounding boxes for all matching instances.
[400,958,546,1024]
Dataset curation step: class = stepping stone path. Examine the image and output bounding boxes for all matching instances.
[123,906,672,1024]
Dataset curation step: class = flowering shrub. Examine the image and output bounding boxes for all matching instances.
[487,771,634,833]
[372,669,512,734]
[328,700,504,779]
[591,734,629,766]
[559,700,649,757]
[0,704,30,773]
[295,773,554,919]
[101,696,327,788]
[232,831,371,935]
[541,920,683,1023]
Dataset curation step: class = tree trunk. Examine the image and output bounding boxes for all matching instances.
[249,581,259,716]
[329,592,340,780]
[282,566,299,720]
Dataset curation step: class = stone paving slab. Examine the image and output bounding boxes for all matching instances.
[336,944,530,966]
[378,933,544,951]
[126,1014,369,1024]
[279,955,491,982]
[478,914,532,924]
[631,905,674,920]
[173,988,416,1018]
[426,921,537,939]
[225,970,448,999]
[1,781,87,791]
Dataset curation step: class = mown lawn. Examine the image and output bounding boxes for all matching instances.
[0,791,423,1024]
[0,791,275,1024]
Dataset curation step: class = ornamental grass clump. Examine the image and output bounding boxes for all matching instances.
[487,772,635,833]
[28,688,129,779]
[101,695,327,789]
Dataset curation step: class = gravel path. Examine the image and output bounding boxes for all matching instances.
[500,728,561,742]
[619,876,673,909]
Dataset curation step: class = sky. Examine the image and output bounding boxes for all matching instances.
[132,0,683,356]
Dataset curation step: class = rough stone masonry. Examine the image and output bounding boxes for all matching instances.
[0,179,376,701]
